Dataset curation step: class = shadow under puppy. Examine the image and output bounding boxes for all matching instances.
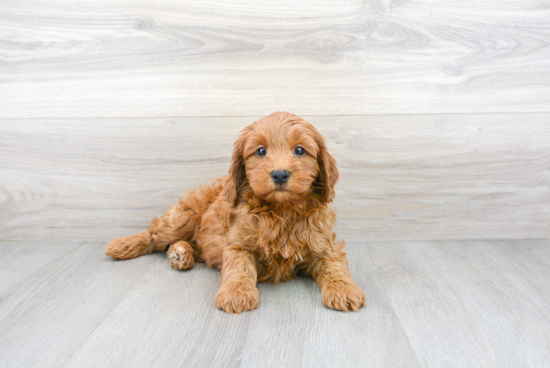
[105,112,365,313]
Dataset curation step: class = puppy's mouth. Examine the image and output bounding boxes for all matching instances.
[262,183,302,203]
[274,186,288,192]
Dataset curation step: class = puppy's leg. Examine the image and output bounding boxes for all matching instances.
[308,241,365,312]
[215,246,260,314]
[104,229,159,260]
[167,241,195,270]
[105,203,198,260]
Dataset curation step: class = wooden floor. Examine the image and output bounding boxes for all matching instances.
[0,240,549,367]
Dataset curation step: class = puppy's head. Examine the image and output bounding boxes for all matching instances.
[224,112,338,206]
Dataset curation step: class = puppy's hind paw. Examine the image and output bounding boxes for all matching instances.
[167,241,195,270]
[105,231,151,260]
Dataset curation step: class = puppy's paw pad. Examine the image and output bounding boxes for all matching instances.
[215,283,260,314]
[322,281,365,312]
[167,244,194,270]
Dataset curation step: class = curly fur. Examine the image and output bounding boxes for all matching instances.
[105,112,365,313]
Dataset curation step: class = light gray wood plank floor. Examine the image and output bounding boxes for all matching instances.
[0,240,549,367]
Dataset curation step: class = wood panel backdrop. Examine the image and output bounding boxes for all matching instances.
[1,0,549,240]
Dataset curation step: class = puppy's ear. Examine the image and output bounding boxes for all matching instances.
[224,127,250,205]
[315,131,339,204]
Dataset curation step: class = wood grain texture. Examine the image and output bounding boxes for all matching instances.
[1,114,549,241]
[0,241,83,316]
[365,240,550,367]
[0,240,549,367]
[63,254,247,368]
[63,245,419,368]
[0,242,157,368]
[1,0,550,117]
[240,249,419,368]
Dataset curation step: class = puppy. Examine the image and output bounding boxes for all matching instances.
[105,112,365,313]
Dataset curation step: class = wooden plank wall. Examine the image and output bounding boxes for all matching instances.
[1,0,549,240]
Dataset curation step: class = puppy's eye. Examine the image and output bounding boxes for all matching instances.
[256,147,266,157]
[294,147,305,156]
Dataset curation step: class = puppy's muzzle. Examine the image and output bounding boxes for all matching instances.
[271,170,290,185]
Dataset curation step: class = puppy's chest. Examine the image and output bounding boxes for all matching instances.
[255,227,308,284]
[269,236,306,262]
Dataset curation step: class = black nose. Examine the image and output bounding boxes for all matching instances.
[271,170,290,185]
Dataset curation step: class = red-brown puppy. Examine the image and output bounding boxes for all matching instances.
[105,112,365,313]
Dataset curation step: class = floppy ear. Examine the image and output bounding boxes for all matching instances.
[223,127,250,205]
[315,132,339,204]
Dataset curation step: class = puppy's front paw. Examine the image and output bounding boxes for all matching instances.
[322,280,365,312]
[215,282,260,314]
